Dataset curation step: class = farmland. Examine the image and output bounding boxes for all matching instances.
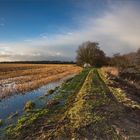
[3,68,140,140]
[0,64,82,99]
[0,1,140,139]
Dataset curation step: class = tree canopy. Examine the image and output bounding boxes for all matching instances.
[76,41,106,67]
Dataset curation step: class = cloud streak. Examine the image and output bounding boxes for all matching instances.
[0,2,140,61]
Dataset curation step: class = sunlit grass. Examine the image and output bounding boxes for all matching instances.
[0,64,82,99]
[5,69,89,138]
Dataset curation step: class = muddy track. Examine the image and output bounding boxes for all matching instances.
[104,73,140,140]
[20,69,122,139]
[5,69,140,140]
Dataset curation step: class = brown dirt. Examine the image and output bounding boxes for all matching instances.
[107,75,140,140]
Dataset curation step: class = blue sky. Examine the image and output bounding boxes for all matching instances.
[0,0,140,61]
[0,0,107,41]
[0,1,78,41]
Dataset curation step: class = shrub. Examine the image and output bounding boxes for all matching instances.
[47,89,54,95]
[24,101,35,111]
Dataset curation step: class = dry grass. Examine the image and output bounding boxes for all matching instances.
[0,64,82,99]
[101,66,119,77]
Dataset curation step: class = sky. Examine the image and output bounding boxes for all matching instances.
[0,0,140,61]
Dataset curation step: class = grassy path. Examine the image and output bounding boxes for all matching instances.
[5,68,140,140]
[58,69,122,139]
[26,69,122,140]
[5,69,90,139]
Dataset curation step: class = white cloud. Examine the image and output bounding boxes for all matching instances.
[0,3,140,61]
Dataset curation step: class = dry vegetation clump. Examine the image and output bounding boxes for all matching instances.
[0,64,82,99]
[24,100,36,111]
[100,68,140,139]
[46,89,55,95]
[101,67,119,77]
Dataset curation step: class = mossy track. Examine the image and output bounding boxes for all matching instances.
[5,68,139,140]
[45,69,122,140]
[4,69,90,140]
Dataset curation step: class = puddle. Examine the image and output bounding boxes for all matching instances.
[0,75,74,120]
[0,74,76,139]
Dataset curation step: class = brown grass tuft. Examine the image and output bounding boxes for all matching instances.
[101,67,119,77]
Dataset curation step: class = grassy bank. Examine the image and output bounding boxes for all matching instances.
[3,68,140,140]
[5,68,90,139]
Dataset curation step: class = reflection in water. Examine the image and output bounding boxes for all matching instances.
[0,74,75,139]
[0,81,60,120]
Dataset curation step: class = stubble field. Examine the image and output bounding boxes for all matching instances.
[0,64,82,99]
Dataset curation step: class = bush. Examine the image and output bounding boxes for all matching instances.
[24,101,35,111]
[47,89,54,95]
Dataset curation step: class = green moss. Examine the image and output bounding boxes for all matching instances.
[67,70,94,128]
[6,109,48,137]
[62,69,122,139]
[0,119,3,126]
[24,100,35,111]
[6,69,90,138]
[66,69,110,129]
[7,68,122,139]
[7,69,123,139]
[54,69,90,101]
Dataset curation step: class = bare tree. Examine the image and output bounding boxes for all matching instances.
[76,41,106,67]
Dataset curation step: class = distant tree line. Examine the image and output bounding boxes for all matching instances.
[0,61,75,64]
[76,41,140,69]
[108,48,140,69]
